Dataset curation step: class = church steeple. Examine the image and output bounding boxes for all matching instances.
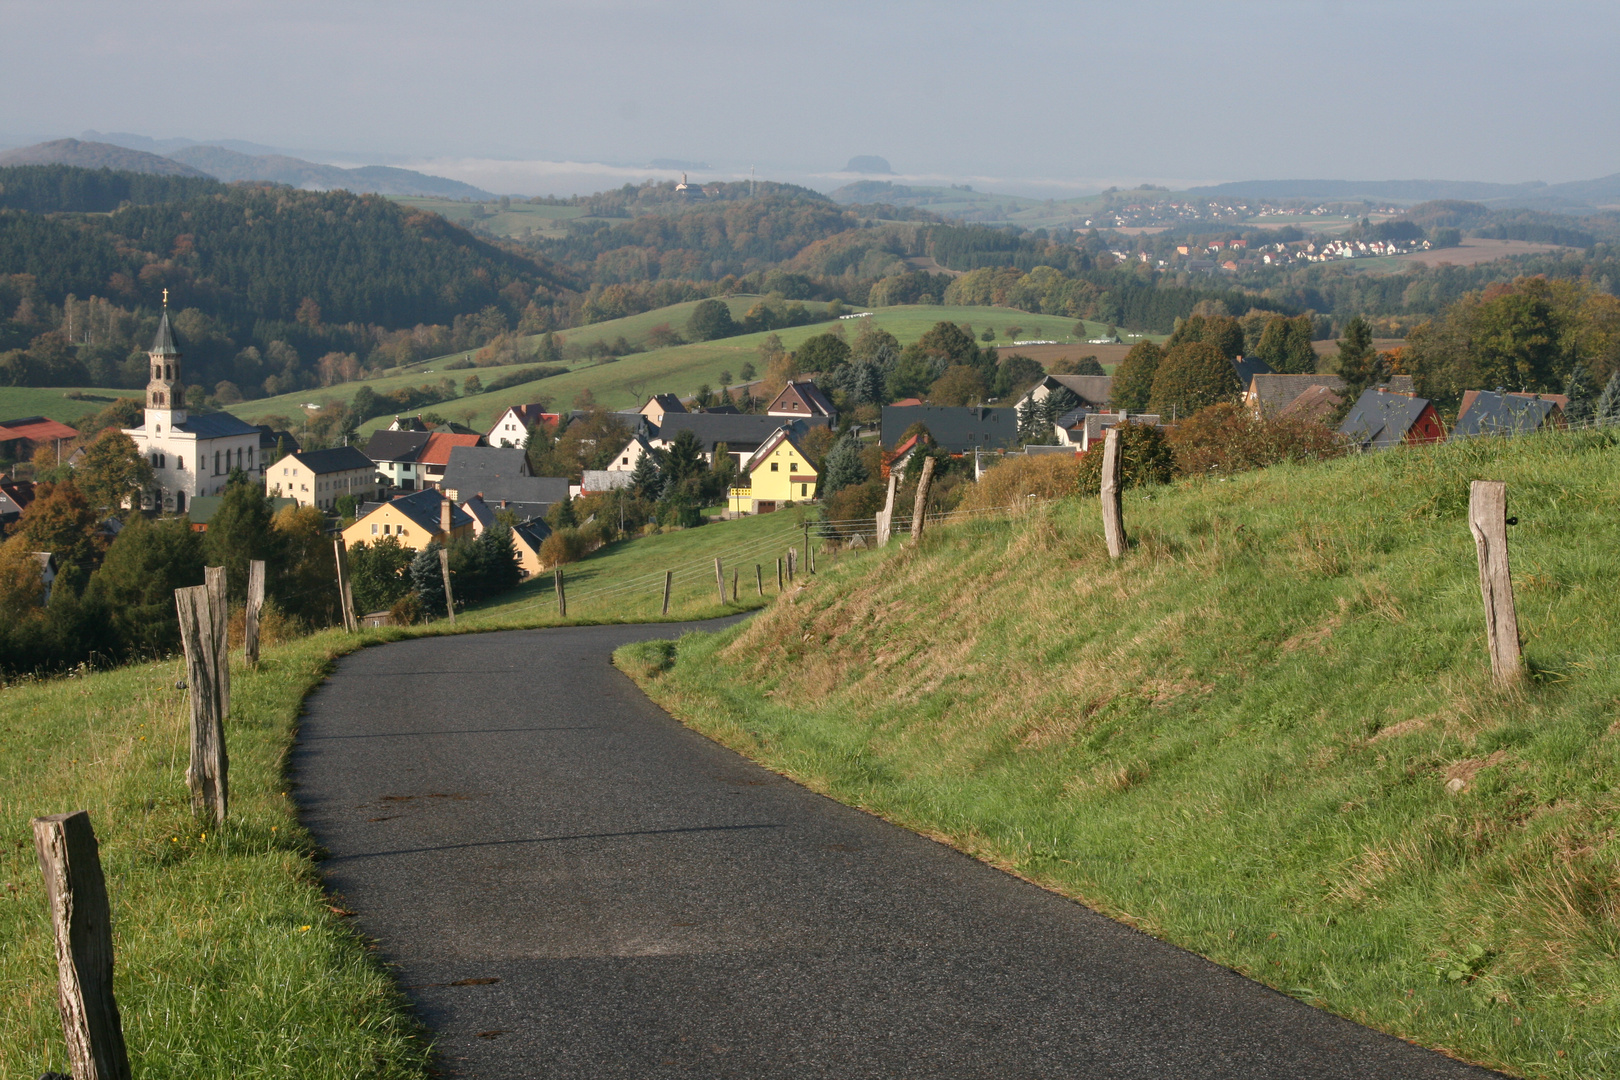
[145,288,185,427]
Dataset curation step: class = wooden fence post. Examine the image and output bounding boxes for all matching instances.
[438,548,456,625]
[203,565,230,719]
[662,570,672,615]
[1469,480,1522,684]
[1101,426,1127,559]
[243,559,265,667]
[777,557,783,592]
[174,584,228,824]
[31,811,131,1080]
[875,472,898,546]
[756,564,763,597]
[554,568,567,616]
[332,540,358,632]
[910,455,937,542]
[732,566,738,601]
[787,549,795,583]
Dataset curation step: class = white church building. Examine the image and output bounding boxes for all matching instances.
[123,299,263,514]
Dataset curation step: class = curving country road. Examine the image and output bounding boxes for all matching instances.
[292,621,1502,1079]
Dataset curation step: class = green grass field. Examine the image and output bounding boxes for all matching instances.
[621,428,1620,1080]
[0,388,132,426]
[234,304,1099,436]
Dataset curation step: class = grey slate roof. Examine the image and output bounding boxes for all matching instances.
[881,405,1020,453]
[581,469,633,492]
[1339,389,1432,450]
[382,489,476,533]
[1248,374,1346,413]
[441,446,530,493]
[176,411,262,439]
[364,430,431,464]
[1044,374,1113,407]
[289,445,377,475]
[1451,391,1561,440]
[257,426,300,452]
[150,311,179,356]
[652,412,828,454]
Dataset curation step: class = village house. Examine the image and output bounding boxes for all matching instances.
[650,412,829,469]
[1053,409,1163,450]
[268,446,381,511]
[1015,374,1113,416]
[605,432,657,473]
[727,426,819,515]
[1450,391,1566,441]
[122,302,264,513]
[417,431,483,489]
[640,393,687,426]
[485,403,558,449]
[880,405,1020,456]
[1339,389,1445,450]
[460,494,552,577]
[0,416,78,465]
[439,445,568,521]
[342,489,476,552]
[362,430,431,491]
[765,378,837,423]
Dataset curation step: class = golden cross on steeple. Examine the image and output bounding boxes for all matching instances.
[162,287,169,310]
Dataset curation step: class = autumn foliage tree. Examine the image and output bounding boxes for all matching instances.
[1147,341,1240,419]
[1111,340,1163,413]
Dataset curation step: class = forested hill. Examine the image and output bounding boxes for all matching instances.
[0,164,225,212]
[0,182,568,397]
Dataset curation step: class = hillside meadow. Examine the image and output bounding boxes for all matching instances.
[234,303,1102,435]
[622,428,1620,1080]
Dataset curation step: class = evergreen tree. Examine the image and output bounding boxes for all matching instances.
[1334,316,1385,401]
[202,472,282,599]
[627,449,663,500]
[1041,387,1082,426]
[820,435,869,496]
[1562,362,1596,426]
[546,495,578,531]
[347,536,414,614]
[662,429,706,487]
[1596,372,1620,426]
[1111,340,1162,413]
[410,541,447,617]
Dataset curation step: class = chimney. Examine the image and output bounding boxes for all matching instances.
[440,494,452,535]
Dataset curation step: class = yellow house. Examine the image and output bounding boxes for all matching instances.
[340,489,475,553]
[727,427,818,515]
[268,446,381,511]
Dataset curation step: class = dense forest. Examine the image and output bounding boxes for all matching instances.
[0,164,224,212]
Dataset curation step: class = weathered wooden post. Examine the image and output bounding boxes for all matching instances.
[438,548,456,625]
[909,455,938,542]
[31,811,131,1080]
[787,549,795,583]
[1469,480,1522,684]
[777,557,784,591]
[1101,426,1127,559]
[175,583,228,823]
[243,559,265,666]
[332,540,358,632]
[875,472,898,547]
[802,525,810,573]
[554,568,567,617]
[755,564,763,597]
[203,565,230,718]
[732,566,739,601]
[662,570,673,615]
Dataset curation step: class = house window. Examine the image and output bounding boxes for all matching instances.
[801,484,807,496]
[771,462,779,471]
[371,524,378,535]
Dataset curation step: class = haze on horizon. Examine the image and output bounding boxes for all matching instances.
[3,0,1617,197]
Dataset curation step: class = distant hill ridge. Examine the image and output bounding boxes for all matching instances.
[0,137,493,200]
[1187,175,1620,211]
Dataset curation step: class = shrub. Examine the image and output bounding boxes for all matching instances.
[539,528,589,566]
[1076,422,1175,494]
[389,592,422,626]
[1168,403,1344,477]
[959,453,1081,511]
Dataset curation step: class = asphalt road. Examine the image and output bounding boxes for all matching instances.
[292,621,1504,1079]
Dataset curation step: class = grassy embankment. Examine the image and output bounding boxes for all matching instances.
[620,429,1620,1080]
[233,304,1102,437]
[0,387,129,425]
[0,511,798,1077]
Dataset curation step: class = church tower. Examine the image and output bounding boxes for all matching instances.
[145,289,186,431]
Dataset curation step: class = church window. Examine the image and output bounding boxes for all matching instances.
[153,365,160,380]
[214,451,221,474]
[176,456,184,471]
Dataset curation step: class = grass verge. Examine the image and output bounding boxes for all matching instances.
[618,428,1620,1080]
[1,509,829,1076]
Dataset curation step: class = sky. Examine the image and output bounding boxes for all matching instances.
[2,0,1617,197]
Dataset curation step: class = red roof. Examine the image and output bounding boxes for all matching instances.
[418,432,482,466]
[0,416,78,442]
